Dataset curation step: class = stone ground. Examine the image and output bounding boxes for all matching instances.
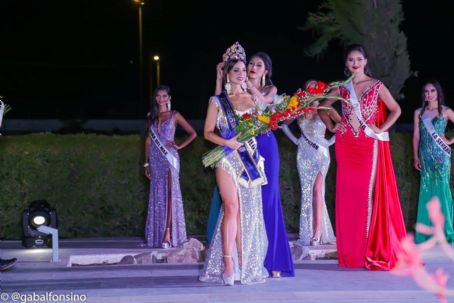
[0,237,451,303]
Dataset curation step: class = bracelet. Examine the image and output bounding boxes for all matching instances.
[143,162,149,168]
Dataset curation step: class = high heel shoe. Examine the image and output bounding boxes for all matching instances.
[222,273,234,286]
[161,241,171,249]
[271,271,281,278]
[310,237,320,246]
[222,255,234,286]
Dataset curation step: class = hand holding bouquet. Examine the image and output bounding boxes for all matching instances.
[202,77,351,168]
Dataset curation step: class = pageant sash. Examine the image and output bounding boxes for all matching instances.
[217,93,264,186]
[300,130,331,159]
[422,117,451,157]
[149,127,180,173]
[346,80,389,141]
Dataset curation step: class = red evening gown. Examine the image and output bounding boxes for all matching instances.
[335,80,407,270]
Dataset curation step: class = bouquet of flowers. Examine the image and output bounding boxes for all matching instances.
[202,78,351,168]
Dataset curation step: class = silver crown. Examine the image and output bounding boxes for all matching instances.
[222,41,246,62]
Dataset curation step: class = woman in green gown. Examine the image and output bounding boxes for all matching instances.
[413,80,454,243]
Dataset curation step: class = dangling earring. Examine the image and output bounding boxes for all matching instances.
[224,75,232,94]
[343,67,351,77]
[167,100,171,111]
[241,81,248,91]
[261,75,266,87]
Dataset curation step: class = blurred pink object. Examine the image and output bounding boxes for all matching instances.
[393,197,454,303]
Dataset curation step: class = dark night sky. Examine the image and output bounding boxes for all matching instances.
[0,0,453,123]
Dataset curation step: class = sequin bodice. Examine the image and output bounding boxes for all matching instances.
[419,116,450,179]
[339,80,383,135]
[150,113,176,145]
[298,116,326,140]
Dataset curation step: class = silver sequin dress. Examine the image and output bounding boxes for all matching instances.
[296,116,336,245]
[199,96,269,285]
[145,111,188,248]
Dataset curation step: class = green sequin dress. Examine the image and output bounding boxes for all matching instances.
[416,116,454,243]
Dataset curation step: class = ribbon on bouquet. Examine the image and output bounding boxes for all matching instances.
[217,92,265,187]
[422,117,451,157]
[149,127,180,173]
[346,80,389,141]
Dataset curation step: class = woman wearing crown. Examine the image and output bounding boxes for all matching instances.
[199,42,269,285]
[208,51,294,278]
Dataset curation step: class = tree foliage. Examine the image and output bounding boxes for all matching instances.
[304,0,412,98]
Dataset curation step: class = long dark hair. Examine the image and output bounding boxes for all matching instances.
[249,52,274,87]
[343,44,372,77]
[419,80,445,118]
[147,85,171,126]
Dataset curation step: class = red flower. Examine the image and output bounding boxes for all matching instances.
[316,81,329,91]
[296,89,307,98]
[269,122,279,130]
[306,81,329,95]
[242,113,251,120]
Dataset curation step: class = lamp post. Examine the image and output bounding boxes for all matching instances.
[133,0,145,114]
[153,55,160,87]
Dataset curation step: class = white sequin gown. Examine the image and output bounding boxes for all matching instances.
[296,116,336,245]
[199,96,268,285]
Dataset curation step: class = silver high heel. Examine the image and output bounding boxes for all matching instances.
[161,241,171,249]
[222,273,234,286]
[222,255,234,286]
[310,237,320,246]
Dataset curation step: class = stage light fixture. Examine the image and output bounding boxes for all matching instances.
[22,200,57,248]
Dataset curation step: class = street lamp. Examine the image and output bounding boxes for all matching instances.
[153,55,160,87]
[133,0,145,114]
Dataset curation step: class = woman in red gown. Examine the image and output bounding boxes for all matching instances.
[319,44,407,270]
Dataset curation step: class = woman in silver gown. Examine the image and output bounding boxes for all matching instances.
[281,95,336,246]
[199,42,268,286]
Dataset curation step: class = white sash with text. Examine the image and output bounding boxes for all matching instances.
[346,80,389,142]
[149,127,180,172]
[422,117,451,157]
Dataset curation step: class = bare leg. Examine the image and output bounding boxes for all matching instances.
[162,171,172,245]
[312,172,324,243]
[216,168,239,276]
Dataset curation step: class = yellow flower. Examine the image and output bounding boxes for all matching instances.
[257,115,270,124]
[287,96,299,109]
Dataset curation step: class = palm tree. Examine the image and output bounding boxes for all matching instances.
[304,0,411,98]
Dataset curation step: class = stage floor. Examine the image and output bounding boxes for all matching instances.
[1,237,451,303]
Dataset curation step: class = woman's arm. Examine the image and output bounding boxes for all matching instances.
[318,87,343,133]
[444,107,454,145]
[144,136,151,179]
[204,100,242,150]
[280,123,299,145]
[247,83,277,104]
[376,84,401,132]
[214,62,223,96]
[412,109,421,171]
[173,112,197,150]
